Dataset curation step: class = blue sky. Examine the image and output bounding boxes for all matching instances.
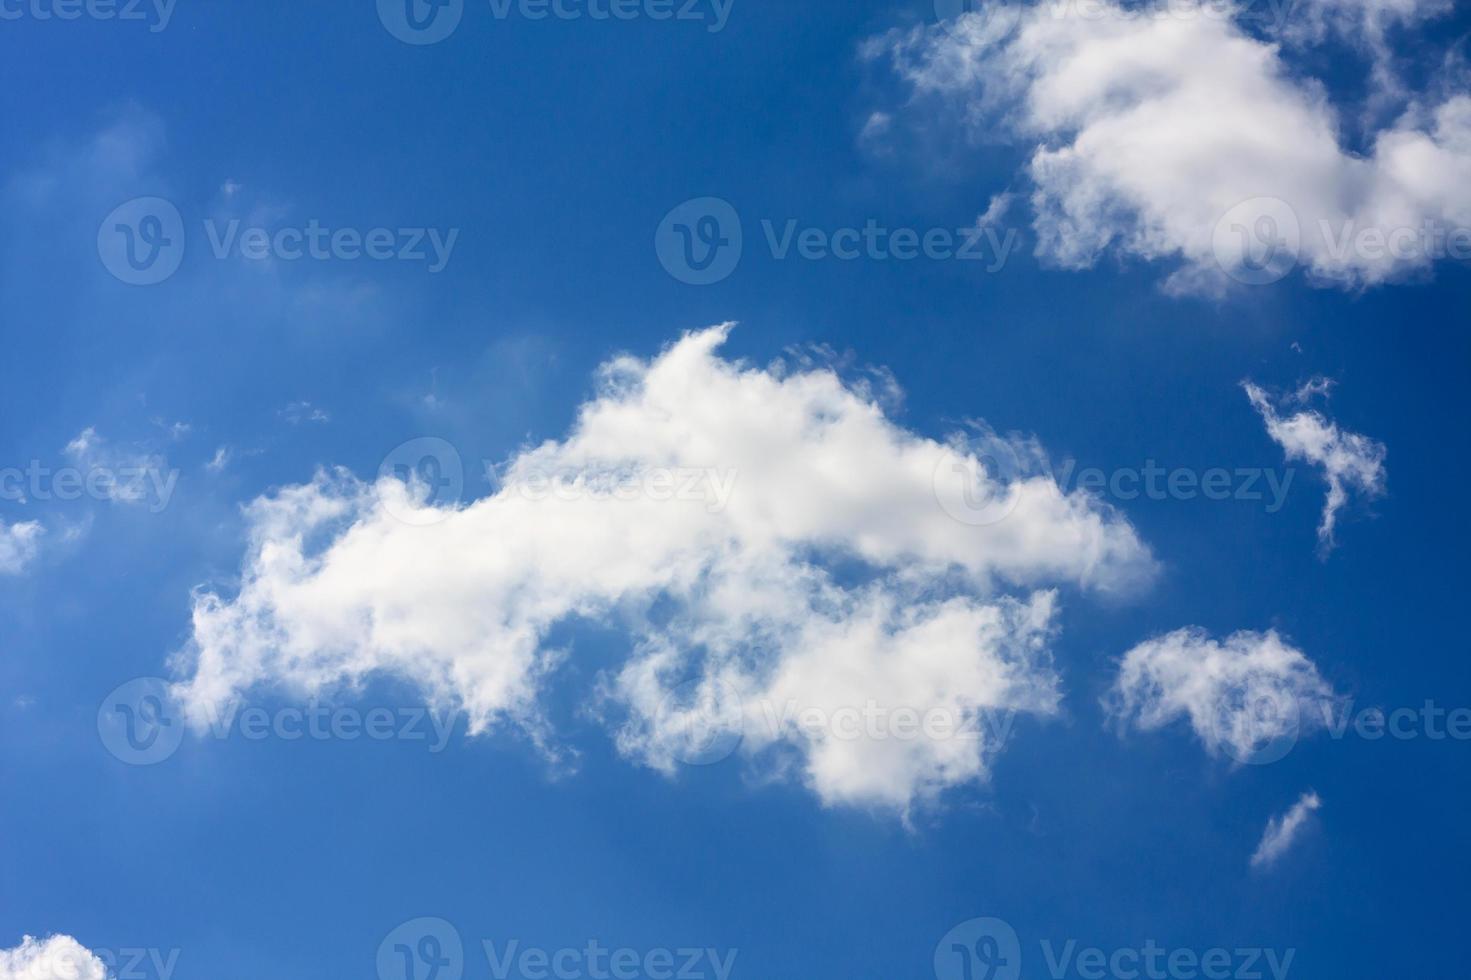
[3,1,1471,978]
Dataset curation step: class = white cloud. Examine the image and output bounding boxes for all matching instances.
[171,326,1156,811]
[877,2,1471,292]
[0,935,106,980]
[63,427,179,512]
[1105,627,1338,762]
[1251,790,1323,868]
[279,401,330,425]
[0,519,42,575]
[1244,381,1386,552]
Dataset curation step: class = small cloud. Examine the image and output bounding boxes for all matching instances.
[206,446,232,473]
[858,111,897,157]
[64,426,99,459]
[973,192,1014,230]
[221,178,243,197]
[150,417,193,440]
[0,519,43,575]
[1291,376,1335,403]
[279,401,330,425]
[1244,381,1386,554]
[1251,791,1322,869]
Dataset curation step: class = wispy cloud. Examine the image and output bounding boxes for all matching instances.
[1252,791,1323,869]
[1244,381,1386,554]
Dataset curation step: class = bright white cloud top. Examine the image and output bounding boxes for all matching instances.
[0,935,106,980]
[1244,381,1386,552]
[1106,628,1338,763]
[876,0,1471,292]
[1251,790,1323,868]
[171,326,1155,811]
[0,519,41,575]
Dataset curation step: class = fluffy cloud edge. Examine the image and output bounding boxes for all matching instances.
[873,1,1471,293]
[0,935,107,980]
[1105,627,1339,763]
[168,326,1157,812]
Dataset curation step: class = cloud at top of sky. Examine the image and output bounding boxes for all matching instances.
[870,0,1471,293]
[169,325,1156,813]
